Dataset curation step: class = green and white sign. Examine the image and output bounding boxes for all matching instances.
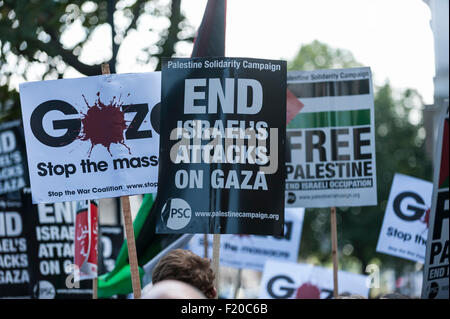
[285,67,377,208]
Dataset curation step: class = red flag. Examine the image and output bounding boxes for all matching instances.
[286,88,304,124]
[191,0,227,57]
[74,199,98,280]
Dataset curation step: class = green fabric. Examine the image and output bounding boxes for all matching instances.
[98,194,155,298]
[97,265,144,298]
[104,193,154,281]
[97,193,182,298]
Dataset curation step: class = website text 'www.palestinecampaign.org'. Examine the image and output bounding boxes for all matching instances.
[195,210,279,221]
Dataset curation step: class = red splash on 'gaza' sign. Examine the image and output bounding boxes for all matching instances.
[78,92,131,156]
[295,282,321,299]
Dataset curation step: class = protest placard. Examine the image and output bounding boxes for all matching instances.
[285,68,377,208]
[376,173,432,263]
[422,107,449,299]
[259,260,369,299]
[0,121,32,298]
[19,72,161,203]
[188,208,304,271]
[155,57,286,235]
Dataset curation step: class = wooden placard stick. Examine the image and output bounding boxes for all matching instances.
[101,63,141,299]
[233,268,242,299]
[204,234,208,258]
[212,233,221,299]
[121,195,142,299]
[91,200,98,299]
[330,206,339,298]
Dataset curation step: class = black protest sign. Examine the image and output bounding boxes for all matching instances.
[0,120,28,196]
[98,225,124,275]
[155,57,286,235]
[0,190,33,299]
[0,121,32,298]
[28,201,92,299]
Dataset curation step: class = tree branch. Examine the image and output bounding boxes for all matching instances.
[41,27,102,76]
[155,0,182,71]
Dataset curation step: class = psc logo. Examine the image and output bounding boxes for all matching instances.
[286,192,296,204]
[393,191,429,222]
[161,198,192,230]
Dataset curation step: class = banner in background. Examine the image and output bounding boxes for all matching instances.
[0,189,32,299]
[155,57,286,235]
[98,226,124,275]
[28,201,92,299]
[285,68,377,208]
[422,107,449,299]
[188,208,304,271]
[0,121,32,298]
[19,72,161,203]
[376,174,433,263]
[259,260,369,299]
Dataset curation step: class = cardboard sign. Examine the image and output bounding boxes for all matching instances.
[155,57,286,235]
[19,72,161,203]
[188,208,304,271]
[285,68,377,208]
[376,174,432,263]
[259,260,369,299]
[422,107,449,299]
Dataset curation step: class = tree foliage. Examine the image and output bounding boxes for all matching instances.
[289,40,432,273]
[0,0,194,121]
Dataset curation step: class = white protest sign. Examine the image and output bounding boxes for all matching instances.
[286,68,377,208]
[259,260,369,299]
[188,208,304,271]
[376,174,432,263]
[19,72,161,203]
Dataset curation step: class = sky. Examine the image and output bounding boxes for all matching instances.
[180,0,436,104]
[58,0,436,105]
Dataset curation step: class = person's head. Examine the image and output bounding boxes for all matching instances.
[152,249,216,299]
[141,280,206,299]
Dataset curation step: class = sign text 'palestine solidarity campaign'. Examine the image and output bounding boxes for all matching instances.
[155,57,286,235]
[285,68,377,208]
[19,73,161,203]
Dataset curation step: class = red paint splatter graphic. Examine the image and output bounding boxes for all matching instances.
[78,92,130,156]
[421,208,431,229]
[295,283,321,299]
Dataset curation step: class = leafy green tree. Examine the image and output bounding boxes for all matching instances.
[288,39,363,70]
[0,0,194,121]
[289,41,432,276]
